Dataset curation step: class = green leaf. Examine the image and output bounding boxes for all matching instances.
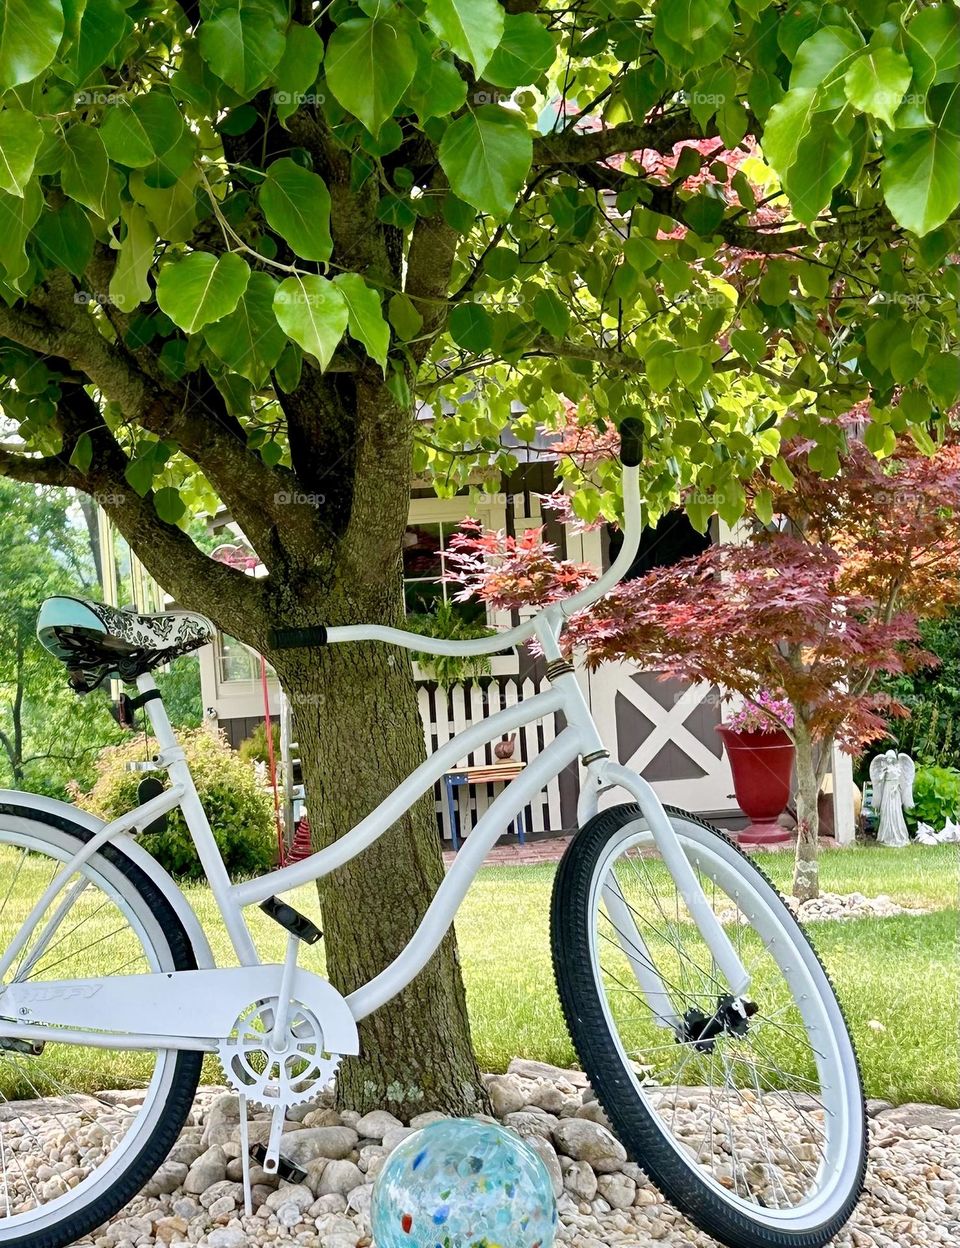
[204,271,287,385]
[259,158,333,263]
[683,192,725,235]
[69,432,93,474]
[332,273,390,371]
[484,13,556,89]
[273,22,324,126]
[61,0,129,87]
[405,48,467,121]
[0,109,42,196]
[620,59,669,121]
[270,340,300,393]
[753,488,774,526]
[882,123,960,236]
[0,0,64,89]
[439,106,532,219]
[844,48,913,127]
[61,125,110,217]
[424,0,504,76]
[790,26,864,110]
[125,454,155,497]
[533,288,569,339]
[154,487,186,525]
[156,251,251,334]
[759,261,792,305]
[761,88,818,180]
[730,329,765,364]
[325,17,417,135]
[784,117,851,224]
[100,93,190,178]
[387,291,422,340]
[33,197,93,276]
[624,236,661,275]
[198,0,287,96]
[661,0,733,55]
[274,275,348,371]
[0,182,41,283]
[906,4,960,93]
[769,455,796,490]
[129,167,200,243]
[109,203,155,311]
[449,302,493,353]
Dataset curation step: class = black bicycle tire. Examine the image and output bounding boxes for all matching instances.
[0,804,203,1248]
[550,802,867,1248]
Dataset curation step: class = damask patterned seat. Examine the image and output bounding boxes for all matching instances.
[37,596,216,693]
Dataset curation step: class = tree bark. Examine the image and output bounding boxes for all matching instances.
[792,718,820,902]
[272,632,484,1118]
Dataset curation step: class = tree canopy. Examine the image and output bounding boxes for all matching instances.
[0,0,957,600]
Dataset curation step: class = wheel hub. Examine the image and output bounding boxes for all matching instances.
[676,994,759,1053]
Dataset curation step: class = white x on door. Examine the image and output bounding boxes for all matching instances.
[580,660,737,815]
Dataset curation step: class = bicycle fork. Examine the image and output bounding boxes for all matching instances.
[535,613,751,1022]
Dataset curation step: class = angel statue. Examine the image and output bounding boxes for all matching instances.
[870,750,915,848]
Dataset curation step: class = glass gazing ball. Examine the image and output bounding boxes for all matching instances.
[371,1117,558,1248]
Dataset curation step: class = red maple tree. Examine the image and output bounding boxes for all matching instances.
[448,431,960,899]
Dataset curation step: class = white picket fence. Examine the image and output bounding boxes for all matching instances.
[417,677,565,842]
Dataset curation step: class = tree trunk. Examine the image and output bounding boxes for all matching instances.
[273,636,484,1118]
[792,719,820,902]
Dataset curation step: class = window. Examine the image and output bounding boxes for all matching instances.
[403,497,509,627]
[217,635,273,684]
[402,519,486,625]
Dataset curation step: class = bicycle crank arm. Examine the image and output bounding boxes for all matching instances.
[0,965,360,1055]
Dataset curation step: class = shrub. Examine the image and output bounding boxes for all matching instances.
[238,721,280,767]
[909,765,960,831]
[75,727,276,880]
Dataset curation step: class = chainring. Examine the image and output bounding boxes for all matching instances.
[218,997,343,1108]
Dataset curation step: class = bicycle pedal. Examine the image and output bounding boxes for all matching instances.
[260,896,322,944]
[249,1142,307,1185]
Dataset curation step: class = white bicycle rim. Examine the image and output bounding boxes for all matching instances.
[587,816,864,1234]
[0,817,182,1240]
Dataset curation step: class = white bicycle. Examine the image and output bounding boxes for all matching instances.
[0,435,865,1248]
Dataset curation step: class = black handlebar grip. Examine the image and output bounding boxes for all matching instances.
[619,417,644,467]
[267,625,329,650]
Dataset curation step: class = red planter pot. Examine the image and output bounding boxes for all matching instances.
[717,725,795,845]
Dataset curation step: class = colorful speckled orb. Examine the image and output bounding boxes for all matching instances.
[371,1117,558,1248]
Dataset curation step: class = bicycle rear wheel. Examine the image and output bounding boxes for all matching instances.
[551,804,866,1248]
[0,806,202,1248]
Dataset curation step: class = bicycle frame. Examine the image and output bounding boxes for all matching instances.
[0,607,749,1058]
[1,457,750,1053]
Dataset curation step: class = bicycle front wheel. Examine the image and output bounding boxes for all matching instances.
[551,804,866,1248]
[0,806,202,1248]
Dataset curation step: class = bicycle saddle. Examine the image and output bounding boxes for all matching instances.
[37,596,215,692]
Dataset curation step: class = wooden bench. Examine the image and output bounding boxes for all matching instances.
[443,761,527,850]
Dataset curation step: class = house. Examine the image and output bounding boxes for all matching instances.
[197,446,747,844]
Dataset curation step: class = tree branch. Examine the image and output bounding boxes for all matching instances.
[55,385,272,638]
[532,110,721,167]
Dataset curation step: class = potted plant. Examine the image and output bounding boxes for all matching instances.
[717,693,796,846]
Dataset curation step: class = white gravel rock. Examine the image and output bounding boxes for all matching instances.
[353,1109,403,1140]
[183,1146,228,1195]
[317,1159,365,1197]
[204,1230,248,1248]
[554,1118,628,1173]
[278,1125,358,1166]
[14,1069,958,1248]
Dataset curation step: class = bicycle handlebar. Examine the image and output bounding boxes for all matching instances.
[269,429,644,657]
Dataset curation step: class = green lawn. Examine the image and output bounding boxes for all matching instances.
[186,842,959,1106]
[2,843,957,1106]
